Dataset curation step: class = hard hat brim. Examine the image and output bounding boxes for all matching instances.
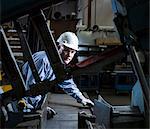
[63,43,78,51]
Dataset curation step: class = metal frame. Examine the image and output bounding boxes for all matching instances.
[14,20,41,83]
[127,44,149,109]
[1,26,26,99]
[0,10,67,98]
[30,10,66,81]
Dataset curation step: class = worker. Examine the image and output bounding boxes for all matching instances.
[21,32,94,113]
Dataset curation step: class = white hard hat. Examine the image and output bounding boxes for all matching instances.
[57,32,79,50]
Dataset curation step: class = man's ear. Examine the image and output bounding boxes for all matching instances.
[57,44,64,54]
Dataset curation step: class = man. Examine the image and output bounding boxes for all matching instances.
[21,32,94,112]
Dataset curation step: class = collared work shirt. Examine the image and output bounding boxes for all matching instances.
[22,51,85,109]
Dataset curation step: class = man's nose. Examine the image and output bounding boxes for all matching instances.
[67,51,72,57]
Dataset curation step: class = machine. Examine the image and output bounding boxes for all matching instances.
[0,0,149,128]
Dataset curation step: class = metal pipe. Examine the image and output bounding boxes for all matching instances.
[88,0,92,28]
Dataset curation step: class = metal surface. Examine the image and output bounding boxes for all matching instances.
[14,20,41,83]
[47,93,93,129]
[1,0,64,23]
[93,99,111,128]
[131,80,145,113]
[47,93,81,129]
[30,10,66,81]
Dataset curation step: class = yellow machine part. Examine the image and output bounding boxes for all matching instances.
[0,71,13,94]
[0,85,13,93]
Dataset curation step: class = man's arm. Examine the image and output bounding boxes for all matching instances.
[58,78,94,106]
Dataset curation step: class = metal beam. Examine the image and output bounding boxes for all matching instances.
[14,20,41,83]
[127,45,149,109]
[30,10,66,81]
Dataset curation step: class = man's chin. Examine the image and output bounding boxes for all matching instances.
[64,60,71,64]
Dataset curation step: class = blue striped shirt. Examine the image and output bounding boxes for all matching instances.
[22,51,85,109]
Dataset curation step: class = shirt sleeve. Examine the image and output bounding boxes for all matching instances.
[58,78,86,103]
[22,51,55,90]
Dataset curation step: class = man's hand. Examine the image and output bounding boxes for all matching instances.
[81,98,94,107]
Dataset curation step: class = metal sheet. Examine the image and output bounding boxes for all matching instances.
[93,99,112,128]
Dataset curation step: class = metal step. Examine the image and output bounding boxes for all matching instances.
[5,28,24,61]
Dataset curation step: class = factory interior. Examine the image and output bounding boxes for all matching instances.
[0,0,149,129]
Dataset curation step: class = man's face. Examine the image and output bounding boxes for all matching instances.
[60,45,76,64]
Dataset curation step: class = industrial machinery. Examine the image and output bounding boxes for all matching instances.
[0,0,149,128]
[78,0,149,128]
[1,0,68,128]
